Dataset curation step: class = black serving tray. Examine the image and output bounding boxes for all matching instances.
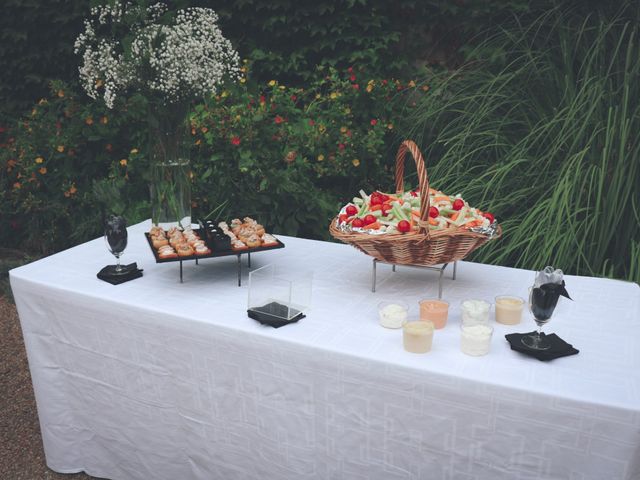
[144,228,285,263]
[144,227,285,285]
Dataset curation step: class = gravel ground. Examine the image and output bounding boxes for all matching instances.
[0,295,99,480]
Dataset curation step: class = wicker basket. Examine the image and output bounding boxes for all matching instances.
[329,140,502,267]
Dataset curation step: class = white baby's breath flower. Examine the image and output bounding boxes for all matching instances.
[74,2,240,108]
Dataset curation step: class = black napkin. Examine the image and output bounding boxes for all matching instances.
[97,263,143,285]
[505,332,579,361]
[248,302,305,328]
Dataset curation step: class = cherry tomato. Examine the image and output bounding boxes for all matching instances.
[410,191,418,197]
[397,220,411,233]
[339,214,348,224]
[352,218,364,228]
[377,192,389,201]
[363,214,377,225]
[370,196,383,206]
[452,199,464,211]
[381,206,390,217]
[429,206,439,218]
[482,212,495,224]
[345,205,358,216]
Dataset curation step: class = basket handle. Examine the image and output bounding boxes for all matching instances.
[395,140,431,236]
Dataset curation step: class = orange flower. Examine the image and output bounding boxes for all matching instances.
[85,117,94,125]
[201,127,208,133]
[57,145,65,153]
[352,159,360,167]
[69,184,77,194]
[57,90,65,98]
[284,151,297,164]
[119,159,127,166]
[274,115,285,124]
[101,116,108,124]
[38,167,47,175]
[13,182,21,189]
[130,148,139,154]
[35,157,43,164]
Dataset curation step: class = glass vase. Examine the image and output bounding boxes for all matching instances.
[148,103,192,229]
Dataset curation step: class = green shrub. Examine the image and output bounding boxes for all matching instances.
[1,70,425,252]
[403,5,640,283]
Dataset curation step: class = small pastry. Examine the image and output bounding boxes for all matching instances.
[167,226,181,237]
[152,237,169,248]
[230,218,242,228]
[245,234,261,248]
[194,244,211,255]
[255,224,266,236]
[150,226,165,237]
[218,221,229,230]
[158,249,178,259]
[231,239,248,250]
[158,245,175,254]
[261,234,279,247]
[243,217,257,225]
[176,244,194,257]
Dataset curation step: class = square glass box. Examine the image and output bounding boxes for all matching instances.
[247,264,312,326]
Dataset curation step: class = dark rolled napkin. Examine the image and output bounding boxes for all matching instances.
[97,263,143,285]
[531,280,572,320]
[505,331,579,361]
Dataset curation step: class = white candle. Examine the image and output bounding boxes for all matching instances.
[461,324,493,356]
[461,299,491,326]
[378,302,408,329]
[403,321,434,353]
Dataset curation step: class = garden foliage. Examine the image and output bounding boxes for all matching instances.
[0,70,423,252]
[404,5,640,283]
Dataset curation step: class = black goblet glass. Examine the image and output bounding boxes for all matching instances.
[104,215,128,274]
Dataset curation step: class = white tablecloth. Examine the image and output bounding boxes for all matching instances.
[10,220,640,480]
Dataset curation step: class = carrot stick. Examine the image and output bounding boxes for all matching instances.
[428,217,438,226]
[451,211,459,221]
[368,221,381,229]
[370,204,382,211]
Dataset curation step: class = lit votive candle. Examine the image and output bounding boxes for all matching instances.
[495,295,525,325]
[460,324,493,356]
[419,299,449,329]
[461,299,491,326]
[378,301,409,329]
[403,321,434,353]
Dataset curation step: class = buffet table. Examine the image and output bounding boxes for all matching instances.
[10,220,640,480]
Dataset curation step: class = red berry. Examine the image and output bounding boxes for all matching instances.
[352,218,364,228]
[452,199,464,211]
[410,191,418,197]
[339,214,348,224]
[345,205,358,216]
[377,192,389,201]
[429,206,439,218]
[364,214,377,225]
[483,212,495,224]
[397,220,411,233]
[370,196,383,206]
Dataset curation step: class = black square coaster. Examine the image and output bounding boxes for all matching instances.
[505,332,579,361]
[248,302,305,328]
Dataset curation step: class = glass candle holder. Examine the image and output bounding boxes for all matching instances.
[495,295,525,325]
[460,324,493,356]
[378,301,409,329]
[419,299,449,329]
[403,321,434,353]
[460,299,491,326]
